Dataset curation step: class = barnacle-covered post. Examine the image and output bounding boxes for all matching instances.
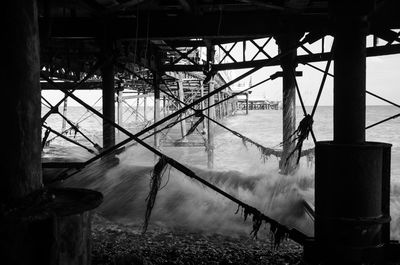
[305,1,399,264]
[275,33,302,175]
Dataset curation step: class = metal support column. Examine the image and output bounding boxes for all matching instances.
[207,45,216,169]
[334,17,366,143]
[276,34,301,175]
[177,77,188,142]
[153,72,161,148]
[101,42,115,150]
[3,0,42,204]
[143,95,147,121]
[305,2,399,264]
[61,97,68,131]
[2,2,102,264]
[117,89,123,136]
[245,92,249,115]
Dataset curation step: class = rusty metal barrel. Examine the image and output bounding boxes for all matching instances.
[313,141,391,264]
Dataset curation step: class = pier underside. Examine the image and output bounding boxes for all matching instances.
[3,0,400,264]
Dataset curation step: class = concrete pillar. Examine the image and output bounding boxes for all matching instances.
[276,34,301,175]
[153,72,161,148]
[101,46,115,149]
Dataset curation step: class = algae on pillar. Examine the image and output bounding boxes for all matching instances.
[275,33,302,175]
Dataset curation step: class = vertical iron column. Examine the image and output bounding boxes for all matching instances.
[245,92,249,114]
[333,16,367,143]
[143,95,147,121]
[177,77,188,142]
[62,97,68,132]
[153,72,161,148]
[117,89,123,131]
[207,46,216,169]
[306,2,396,263]
[276,34,300,175]
[3,0,42,203]
[101,43,115,150]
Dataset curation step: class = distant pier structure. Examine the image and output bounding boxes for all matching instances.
[236,99,280,111]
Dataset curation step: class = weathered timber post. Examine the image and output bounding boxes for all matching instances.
[275,33,301,175]
[2,1,102,264]
[153,72,161,148]
[101,39,115,150]
[177,76,188,142]
[206,45,216,169]
[304,1,400,264]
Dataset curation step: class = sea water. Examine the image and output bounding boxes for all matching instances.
[42,105,400,238]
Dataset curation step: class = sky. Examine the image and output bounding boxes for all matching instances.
[42,35,400,107]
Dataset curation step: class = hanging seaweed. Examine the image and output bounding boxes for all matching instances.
[270,222,289,249]
[240,135,281,161]
[143,155,169,233]
[250,211,263,238]
[285,114,314,165]
[235,204,291,248]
